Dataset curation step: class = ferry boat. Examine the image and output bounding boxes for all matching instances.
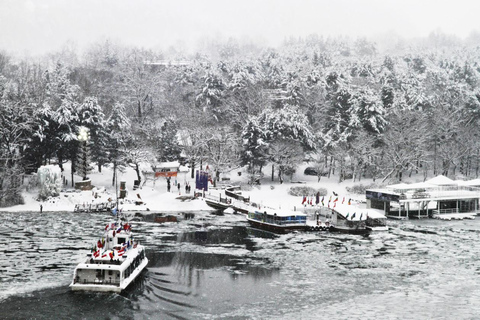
[247,209,307,233]
[331,211,370,235]
[308,206,370,234]
[70,219,148,293]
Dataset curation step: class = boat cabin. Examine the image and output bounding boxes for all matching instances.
[248,210,307,226]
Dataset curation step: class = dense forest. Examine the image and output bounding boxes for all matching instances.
[2,32,480,206]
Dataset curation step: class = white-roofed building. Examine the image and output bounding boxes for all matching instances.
[366,175,480,219]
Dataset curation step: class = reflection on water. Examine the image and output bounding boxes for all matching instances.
[1,211,480,319]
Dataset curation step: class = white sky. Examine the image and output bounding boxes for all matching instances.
[0,0,479,55]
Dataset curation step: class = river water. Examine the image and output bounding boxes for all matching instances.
[1,210,480,319]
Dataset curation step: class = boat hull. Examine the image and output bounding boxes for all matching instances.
[366,226,389,231]
[205,199,232,211]
[331,226,370,235]
[247,218,306,234]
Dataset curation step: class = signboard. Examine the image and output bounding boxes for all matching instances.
[366,190,399,202]
[155,171,178,178]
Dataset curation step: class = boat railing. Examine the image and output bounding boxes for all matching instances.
[225,187,250,203]
[251,215,306,226]
[432,208,478,215]
[203,193,232,205]
[74,278,120,286]
[74,202,116,213]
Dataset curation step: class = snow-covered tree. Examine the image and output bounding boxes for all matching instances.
[77,97,108,171]
[106,102,131,186]
[352,88,387,134]
[196,71,226,121]
[37,165,62,200]
[157,119,182,162]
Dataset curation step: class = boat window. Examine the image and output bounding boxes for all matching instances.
[118,237,126,244]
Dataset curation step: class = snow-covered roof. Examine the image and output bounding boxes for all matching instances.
[157,161,180,168]
[334,205,386,220]
[386,183,409,189]
[457,179,480,187]
[258,209,307,217]
[388,181,434,190]
[425,175,455,185]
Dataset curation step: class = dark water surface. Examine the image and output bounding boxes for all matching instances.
[1,211,480,319]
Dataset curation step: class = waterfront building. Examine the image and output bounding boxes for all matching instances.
[366,175,480,219]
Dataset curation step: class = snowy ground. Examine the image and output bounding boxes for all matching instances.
[0,162,377,214]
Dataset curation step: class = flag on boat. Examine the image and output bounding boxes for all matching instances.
[345,213,350,219]
[360,213,363,220]
[302,196,307,204]
[348,199,351,205]
[321,197,324,206]
[109,251,114,259]
[342,197,345,204]
[315,192,320,204]
[351,212,356,220]
[334,197,338,202]
[116,226,122,233]
[333,201,336,208]
[101,252,107,258]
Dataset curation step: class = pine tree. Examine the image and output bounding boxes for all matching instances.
[157,119,182,162]
[77,97,108,172]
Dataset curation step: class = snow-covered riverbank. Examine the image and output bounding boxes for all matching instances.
[0,163,372,214]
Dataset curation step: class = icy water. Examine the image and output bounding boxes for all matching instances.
[1,211,480,320]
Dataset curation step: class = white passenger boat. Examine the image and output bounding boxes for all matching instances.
[70,219,148,293]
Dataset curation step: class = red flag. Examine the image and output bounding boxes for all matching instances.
[302,196,306,204]
[342,197,345,204]
[109,251,114,259]
[334,197,338,202]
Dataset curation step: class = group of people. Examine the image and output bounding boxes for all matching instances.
[166,177,192,194]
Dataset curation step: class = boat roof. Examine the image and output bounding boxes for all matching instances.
[255,209,307,217]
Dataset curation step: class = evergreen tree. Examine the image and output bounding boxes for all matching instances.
[106,102,131,186]
[158,119,182,162]
[77,97,108,171]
